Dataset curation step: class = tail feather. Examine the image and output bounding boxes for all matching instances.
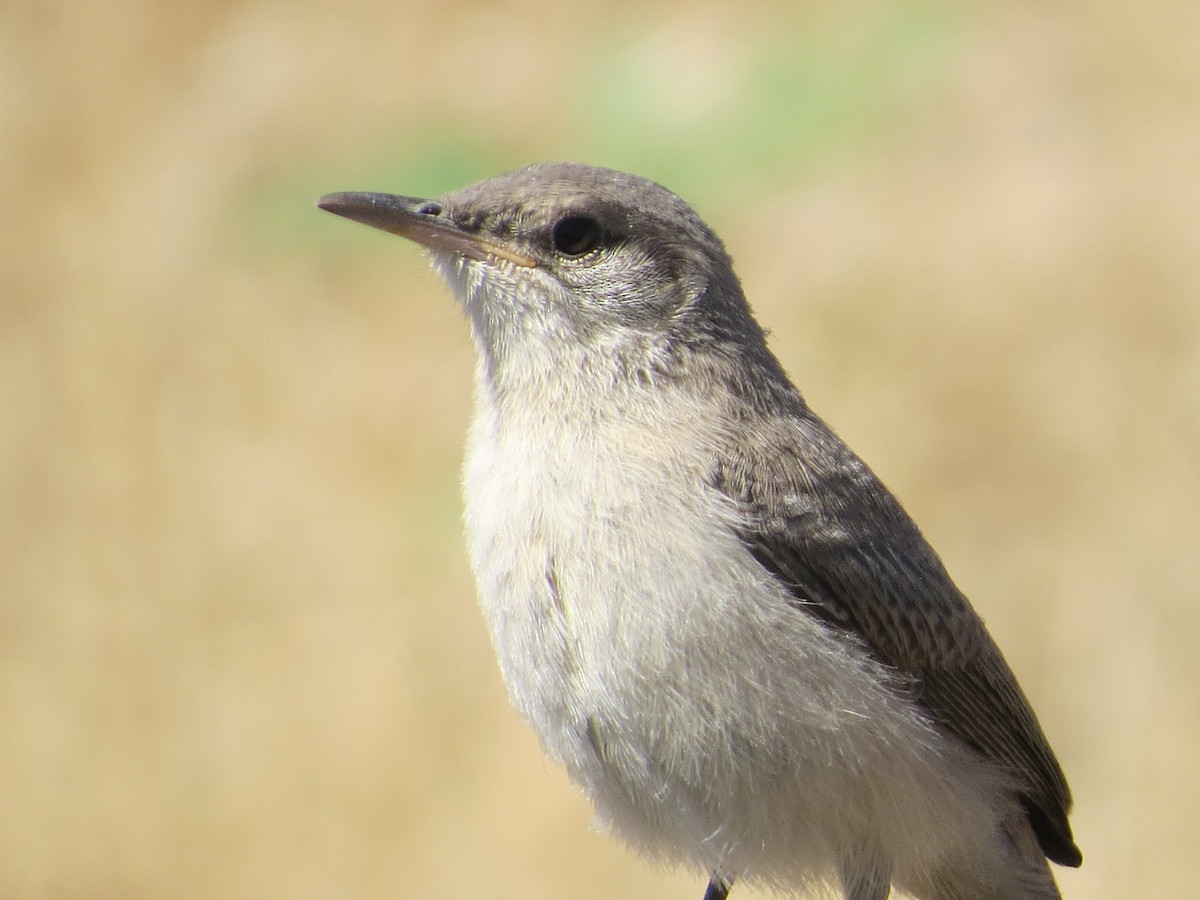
[902,804,1063,900]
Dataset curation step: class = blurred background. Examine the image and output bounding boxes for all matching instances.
[3,0,1197,897]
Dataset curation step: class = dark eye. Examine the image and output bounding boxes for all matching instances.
[551,216,602,257]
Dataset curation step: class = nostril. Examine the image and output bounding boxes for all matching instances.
[416,201,443,216]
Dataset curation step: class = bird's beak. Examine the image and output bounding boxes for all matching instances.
[316,192,537,268]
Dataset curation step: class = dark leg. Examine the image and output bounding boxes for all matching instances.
[838,856,890,900]
[702,875,732,900]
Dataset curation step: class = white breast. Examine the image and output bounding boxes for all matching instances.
[460,362,1011,890]
[463,370,735,737]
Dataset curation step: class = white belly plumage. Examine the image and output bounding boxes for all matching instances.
[460,390,1010,891]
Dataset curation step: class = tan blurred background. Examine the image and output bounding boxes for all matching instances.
[3,1,1197,897]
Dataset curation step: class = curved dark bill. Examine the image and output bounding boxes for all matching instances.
[316,192,536,267]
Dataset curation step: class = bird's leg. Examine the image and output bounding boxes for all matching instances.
[702,874,732,900]
[838,854,891,900]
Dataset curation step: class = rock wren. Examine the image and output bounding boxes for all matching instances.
[317,163,1081,900]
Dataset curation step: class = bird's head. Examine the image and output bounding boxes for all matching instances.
[319,163,765,387]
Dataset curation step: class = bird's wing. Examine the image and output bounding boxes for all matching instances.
[714,412,1080,867]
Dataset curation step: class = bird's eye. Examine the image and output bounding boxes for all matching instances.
[551,216,602,257]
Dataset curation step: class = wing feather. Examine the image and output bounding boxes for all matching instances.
[715,411,1080,867]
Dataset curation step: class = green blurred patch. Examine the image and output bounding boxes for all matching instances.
[580,2,962,203]
[239,2,961,261]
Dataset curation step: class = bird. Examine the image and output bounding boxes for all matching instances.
[316,163,1081,900]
